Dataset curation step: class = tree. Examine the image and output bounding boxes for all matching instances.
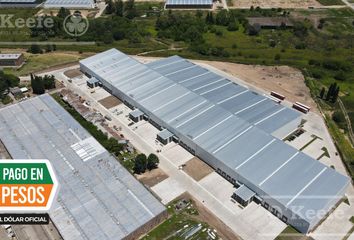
[205,12,214,24]
[57,7,71,18]
[45,44,53,53]
[326,83,336,101]
[247,24,261,36]
[106,0,116,14]
[115,0,124,17]
[0,71,19,99]
[332,86,340,103]
[31,75,45,95]
[319,87,326,99]
[147,154,159,170]
[124,0,136,19]
[195,10,203,19]
[227,21,239,31]
[28,44,42,54]
[216,10,229,26]
[42,75,56,89]
[134,153,147,174]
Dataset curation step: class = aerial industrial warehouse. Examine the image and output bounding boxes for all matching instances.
[165,0,213,9]
[80,49,349,233]
[0,95,166,240]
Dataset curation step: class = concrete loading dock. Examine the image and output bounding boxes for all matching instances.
[80,49,349,233]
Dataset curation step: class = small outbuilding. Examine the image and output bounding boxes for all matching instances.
[9,87,22,97]
[157,129,174,145]
[165,0,213,9]
[0,53,25,67]
[87,77,100,88]
[232,184,256,207]
[129,109,144,122]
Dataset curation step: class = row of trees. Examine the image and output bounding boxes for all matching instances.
[106,0,137,19]
[27,44,57,54]
[30,74,56,95]
[0,71,20,99]
[134,153,159,174]
[319,82,340,103]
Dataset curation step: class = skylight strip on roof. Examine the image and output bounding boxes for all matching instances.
[152,59,185,70]
[167,100,207,123]
[286,167,327,207]
[217,89,248,104]
[212,126,253,154]
[176,105,215,129]
[254,107,285,125]
[179,72,211,84]
[234,98,268,115]
[192,78,225,91]
[140,84,177,103]
[165,65,197,76]
[259,152,299,186]
[153,92,190,112]
[235,139,276,170]
[193,115,233,140]
[200,82,232,95]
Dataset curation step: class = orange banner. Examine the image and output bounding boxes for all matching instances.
[0,184,53,207]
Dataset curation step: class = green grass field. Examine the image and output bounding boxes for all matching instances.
[275,226,312,240]
[5,52,84,76]
[142,198,220,240]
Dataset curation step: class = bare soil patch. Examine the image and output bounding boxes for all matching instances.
[197,60,319,113]
[98,96,122,109]
[64,69,83,79]
[230,0,322,9]
[136,168,169,187]
[183,157,214,181]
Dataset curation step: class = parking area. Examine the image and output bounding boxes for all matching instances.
[151,178,186,204]
[310,202,353,240]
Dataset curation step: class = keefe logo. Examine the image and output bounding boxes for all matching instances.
[0,160,58,212]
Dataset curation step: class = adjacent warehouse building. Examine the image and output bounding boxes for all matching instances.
[80,48,349,233]
[0,0,38,7]
[44,0,95,9]
[0,54,25,67]
[0,94,167,240]
[165,0,213,9]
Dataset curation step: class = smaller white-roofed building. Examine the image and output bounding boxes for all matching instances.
[233,184,256,207]
[0,53,24,67]
[129,109,144,122]
[44,0,95,9]
[157,129,174,145]
[0,0,37,5]
[165,0,213,9]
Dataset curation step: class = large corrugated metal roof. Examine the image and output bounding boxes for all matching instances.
[165,0,212,5]
[147,55,301,135]
[0,94,165,240]
[80,49,349,226]
[44,0,94,8]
